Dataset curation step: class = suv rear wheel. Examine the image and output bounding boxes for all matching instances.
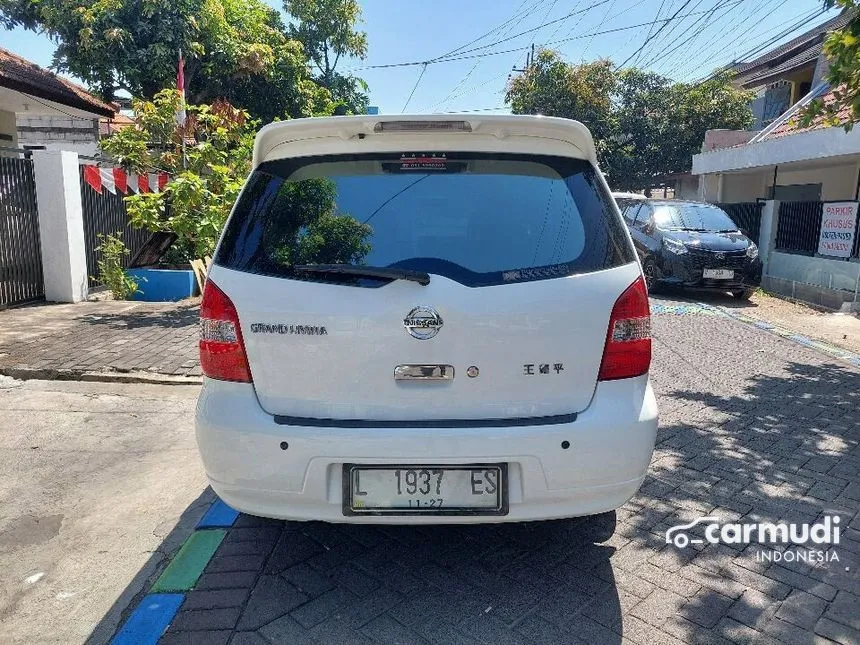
[732,288,755,300]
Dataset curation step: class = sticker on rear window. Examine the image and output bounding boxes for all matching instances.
[503,264,571,282]
[400,153,448,171]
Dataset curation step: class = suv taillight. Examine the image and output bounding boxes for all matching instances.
[199,280,252,383]
[598,276,651,381]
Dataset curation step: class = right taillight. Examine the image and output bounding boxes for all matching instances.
[598,276,651,381]
[199,280,252,383]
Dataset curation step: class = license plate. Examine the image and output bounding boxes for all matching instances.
[703,268,734,279]
[343,464,508,516]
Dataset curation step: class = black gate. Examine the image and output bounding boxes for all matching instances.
[716,202,764,245]
[775,201,824,256]
[79,165,150,286]
[0,150,44,307]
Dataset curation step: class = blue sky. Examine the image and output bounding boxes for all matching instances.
[1,0,839,114]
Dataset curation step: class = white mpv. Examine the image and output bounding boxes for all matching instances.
[195,115,658,523]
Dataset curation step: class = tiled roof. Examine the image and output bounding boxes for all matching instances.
[0,47,115,117]
[739,43,822,87]
[764,86,852,140]
[730,11,854,87]
[99,113,135,136]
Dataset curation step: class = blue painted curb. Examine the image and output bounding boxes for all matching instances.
[650,298,860,368]
[110,593,184,645]
[197,498,240,528]
[703,302,860,368]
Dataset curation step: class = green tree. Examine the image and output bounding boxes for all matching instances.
[505,50,753,190]
[799,1,860,130]
[0,0,334,119]
[506,52,616,146]
[101,89,257,260]
[284,0,369,113]
[101,91,372,265]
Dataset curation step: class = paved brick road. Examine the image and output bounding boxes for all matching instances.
[0,300,199,378]
[154,297,859,645]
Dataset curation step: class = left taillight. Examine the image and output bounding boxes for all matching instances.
[199,280,252,383]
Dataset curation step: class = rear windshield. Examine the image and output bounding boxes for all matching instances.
[653,203,739,233]
[216,152,634,288]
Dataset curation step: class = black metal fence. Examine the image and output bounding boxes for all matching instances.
[79,165,150,286]
[775,201,824,256]
[0,150,44,307]
[715,201,764,245]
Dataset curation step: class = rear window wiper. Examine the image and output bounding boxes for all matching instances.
[293,264,431,286]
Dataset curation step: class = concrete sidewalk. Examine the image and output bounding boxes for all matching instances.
[0,378,207,644]
[0,300,200,381]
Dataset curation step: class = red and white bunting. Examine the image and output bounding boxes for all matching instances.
[100,167,116,194]
[80,165,169,195]
[83,165,102,194]
[113,168,128,194]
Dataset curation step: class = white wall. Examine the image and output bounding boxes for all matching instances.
[774,163,859,201]
[693,126,860,175]
[16,115,100,156]
[722,171,768,202]
[700,161,860,204]
[0,109,17,149]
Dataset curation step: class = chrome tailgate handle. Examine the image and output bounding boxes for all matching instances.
[394,365,454,380]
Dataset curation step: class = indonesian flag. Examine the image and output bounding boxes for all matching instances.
[176,50,186,127]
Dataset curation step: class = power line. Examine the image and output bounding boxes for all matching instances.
[630,0,669,66]
[658,0,782,78]
[429,0,540,63]
[579,0,618,61]
[428,0,531,112]
[401,62,428,112]
[346,3,745,73]
[431,0,615,60]
[618,0,695,68]
[691,6,830,83]
[641,0,742,70]
[637,0,712,66]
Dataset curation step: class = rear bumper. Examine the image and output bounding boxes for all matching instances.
[195,376,658,524]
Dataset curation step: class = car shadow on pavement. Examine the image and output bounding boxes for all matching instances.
[89,501,624,644]
[90,357,858,644]
[625,357,860,643]
[78,305,200,331]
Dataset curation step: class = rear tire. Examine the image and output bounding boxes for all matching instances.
[733,288,755,300]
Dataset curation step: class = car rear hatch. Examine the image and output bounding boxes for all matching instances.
[205,117,645,422]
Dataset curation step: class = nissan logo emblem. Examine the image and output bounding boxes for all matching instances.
[403,306,443,340]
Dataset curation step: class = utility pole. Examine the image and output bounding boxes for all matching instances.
[511,43,535,75]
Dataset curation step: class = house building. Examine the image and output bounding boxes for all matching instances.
[0,47,116,155]
[727,11,853,131]
[693,87,860,310]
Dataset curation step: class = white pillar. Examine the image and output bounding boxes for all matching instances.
[32,150,88,302]
[758,200,780,275]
